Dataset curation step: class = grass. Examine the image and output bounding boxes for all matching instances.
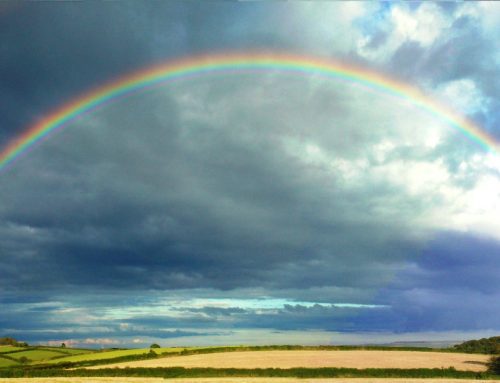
[0,346,24,354]
[0,357,18,368]
[0,346,96,367]
[46,348,94,355]
[8,350,69,362]
[34,347,194,365]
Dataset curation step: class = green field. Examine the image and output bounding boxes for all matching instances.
[0,346,96,367]
[35,347,193,365]
[0,346,193,367]
[46,348,94,355]
[8,349,68,362]
[0,358,17,368]
[0,346,23,354]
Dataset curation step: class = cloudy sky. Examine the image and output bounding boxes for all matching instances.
[1,1,499,348]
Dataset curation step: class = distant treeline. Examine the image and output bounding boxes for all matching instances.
[177,344,445,353]
[0,366,494,379]
[453,336,500,355]
[0,337,28,347]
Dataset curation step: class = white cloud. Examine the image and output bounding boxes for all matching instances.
[393,3,448,47]
[357,3,450,63]
[459,2,500,35]
[281,2,373,55]
[435,79,489,115]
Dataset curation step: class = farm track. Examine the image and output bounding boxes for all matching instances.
[88,350,490,371]
[0,378,498,383]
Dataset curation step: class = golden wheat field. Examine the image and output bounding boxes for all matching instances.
[88,350,489,371]
[0,378,498,383]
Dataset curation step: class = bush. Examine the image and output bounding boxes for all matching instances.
[18,356,31,364]
[488,356,500,375]
[453,336,500,354]
[150,343,160,349]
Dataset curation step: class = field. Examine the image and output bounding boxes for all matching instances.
[0,346,24,354]
[88,350,490,372]
[8,349,69,362]
[0,346,96,367]
[0,345,497,381]
[0,346,192,367]
[35,347,194,365]
[0,378,498,383]
[51,348,96,355]
[0,359,17,368]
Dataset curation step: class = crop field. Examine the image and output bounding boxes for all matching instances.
[2,380,500,383]
[89,350,490,372]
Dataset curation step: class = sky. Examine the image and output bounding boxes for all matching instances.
[0,1,499,348]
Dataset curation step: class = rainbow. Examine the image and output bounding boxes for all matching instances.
[1,53,498,172]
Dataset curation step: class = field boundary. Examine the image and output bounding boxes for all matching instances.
[0,366,497,380]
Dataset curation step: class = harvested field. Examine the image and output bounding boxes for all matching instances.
[89,350,490,371]
[0,378,498,383]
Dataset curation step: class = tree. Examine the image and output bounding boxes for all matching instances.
[0,337,28,347]
[488,356,500,375]
[150,343,160,348]
[18,356,31,364]
[0,337,18,346]
[61,343,66,348]
[453,336,500,354]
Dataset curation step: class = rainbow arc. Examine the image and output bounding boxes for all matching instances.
[1,53,498,172]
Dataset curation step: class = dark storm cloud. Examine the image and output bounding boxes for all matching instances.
[0,1,270,144]
[370,232,500,331]
[0,75,427,297]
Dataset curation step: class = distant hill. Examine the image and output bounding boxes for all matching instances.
[453,336,500,354]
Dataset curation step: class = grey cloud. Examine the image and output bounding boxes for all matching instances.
[1,75,429,297]
[371,232,500,332]
[0,1,273,145]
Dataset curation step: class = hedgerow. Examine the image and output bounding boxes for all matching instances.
[0,366,494,379]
